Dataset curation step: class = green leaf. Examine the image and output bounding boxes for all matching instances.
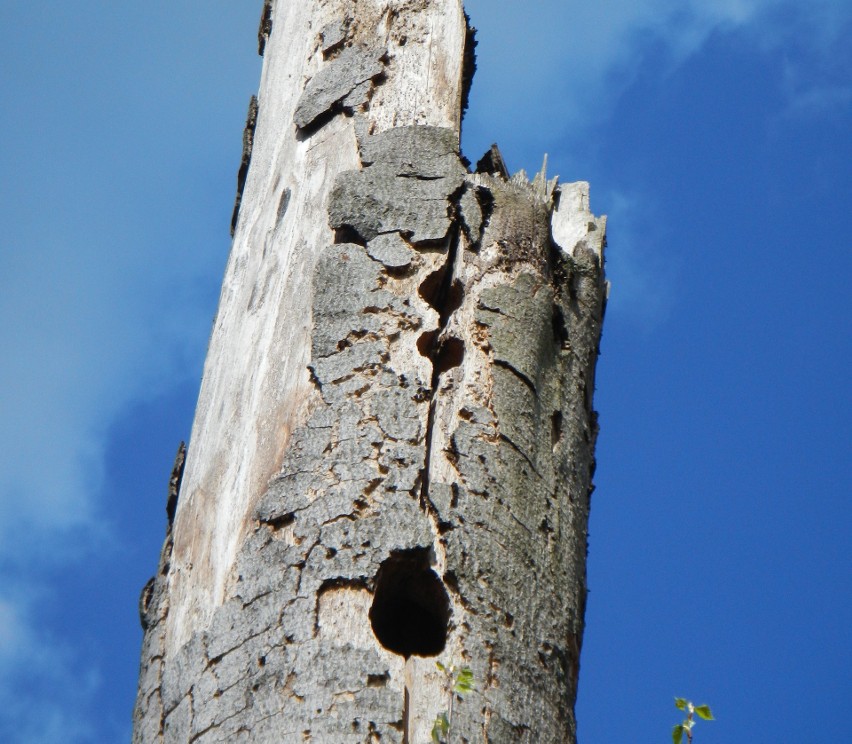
[432,713,449,743]
[674,698,688,711]
[436,662,447,673]
[694,705,714,721]
[453,667,475,695]
[672,723,684,744]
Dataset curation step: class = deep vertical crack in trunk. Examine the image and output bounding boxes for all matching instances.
[419,221,462,534]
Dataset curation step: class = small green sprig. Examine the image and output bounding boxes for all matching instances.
[672,697,714,744]
[431,663,475,744]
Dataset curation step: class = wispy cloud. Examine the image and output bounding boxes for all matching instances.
[0,222,213,554]
[463,0,851,332]
[465,0,852,142]
[0,2,254,557]
[0,6,257,738]
[599,190,680,332]
[0,590,99,744]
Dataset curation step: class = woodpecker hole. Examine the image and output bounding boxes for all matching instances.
[369,549,450,658]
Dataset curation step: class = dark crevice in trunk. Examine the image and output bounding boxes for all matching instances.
[417,223,462,524]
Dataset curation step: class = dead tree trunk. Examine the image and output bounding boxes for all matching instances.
[134,1,606,742]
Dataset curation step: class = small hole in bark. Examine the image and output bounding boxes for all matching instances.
[435,337,464,375]
[418,273,463,326]
[367,673,389,687]
[443,570,459,594]
[264,512,296,530]
[418,266,446,310]
[276,187,291,225]
[417,329,438,359]
[333,225,367,246]
[551,410,563,448]
[444,280,464,320]
[369,548,450,658]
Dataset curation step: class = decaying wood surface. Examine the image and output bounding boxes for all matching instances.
[134,1,607,742]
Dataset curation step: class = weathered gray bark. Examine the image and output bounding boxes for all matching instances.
[134,2,606,742]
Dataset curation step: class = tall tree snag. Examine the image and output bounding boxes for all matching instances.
[134,2,607,742]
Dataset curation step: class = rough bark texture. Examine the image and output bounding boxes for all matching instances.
[134,2,606,742]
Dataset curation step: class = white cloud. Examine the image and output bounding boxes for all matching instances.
[0,592,98,744]
[0,5,254,741]
[0,1,257,562]
[464,0,852,143]
[461,0,851,332]
[598,190,679,331]
[0,223,212,553]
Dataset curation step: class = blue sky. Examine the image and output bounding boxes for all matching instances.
[0,1,849,742]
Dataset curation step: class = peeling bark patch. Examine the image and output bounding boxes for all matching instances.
[138,577,156,630]
[146,136,463,733]
[369,549,450,658]
[329,166,462,244]
[231,95,259,237]
[331,126,466,244]
[293,45,386,131]
[357,125,460,172]
[461,13,478,121]
[475,143,510,180]
[320,20,349,58]
[257,0,272,56]
[166,441,186,526]
[366,232,416,270]
[458,184,484,245]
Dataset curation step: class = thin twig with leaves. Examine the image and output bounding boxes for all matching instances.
[431,663,475,744]
[672,697,714,743]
